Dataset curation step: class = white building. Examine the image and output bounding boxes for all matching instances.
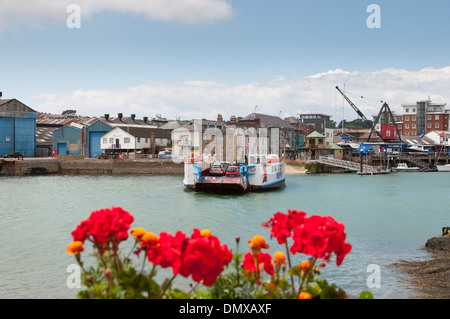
[101,127,152,152]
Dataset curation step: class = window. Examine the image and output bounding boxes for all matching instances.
[405,124,409,129]
[412,116,416,121]
[109,138,114,143]
[124,137,130,144]
[137,138,141,143]
[427,123,431,128]
[102,138,107,144]
[412,124,416,129]
[405,116,409,121]
[427,115,431,120]
[405,108,409,113]
[412,108,416,113]
[435,123,440,128]
[435,115,440,120]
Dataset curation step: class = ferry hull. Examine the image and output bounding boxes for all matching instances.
[250,178,286,191]
[183,154,286,194]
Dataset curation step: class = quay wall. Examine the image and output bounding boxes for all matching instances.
[0,158,184,176]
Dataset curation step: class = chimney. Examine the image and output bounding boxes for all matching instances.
[230,115,236,123]
[0,92,2,100]
[131,114,136,122]
[143,116,148,123]
[217,114,223,124]
[118,113,123,121]
[104,114,109,121]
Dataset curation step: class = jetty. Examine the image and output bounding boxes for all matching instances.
[314,156,390,175]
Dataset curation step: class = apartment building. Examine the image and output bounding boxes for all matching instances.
[401,100,448,136]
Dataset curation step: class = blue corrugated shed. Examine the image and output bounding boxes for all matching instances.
[52,125,82,156]
[0,99,37,157]
[84,119,112,158]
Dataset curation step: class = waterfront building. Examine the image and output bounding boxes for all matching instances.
[171,115,228,162]
[401,100,448,136]
[0,97,37,157]
[296,113,331,135]
[52,124,83,156]
[302,131,326,160]
[237,112,296,158]
[100,125,171,157]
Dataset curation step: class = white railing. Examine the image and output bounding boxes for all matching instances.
[315,156,378,173]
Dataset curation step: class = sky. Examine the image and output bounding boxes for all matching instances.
[1,0,450,123]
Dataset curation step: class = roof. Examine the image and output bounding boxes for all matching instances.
[36,126,57,145]
[160,120,189,130]
[110,126,172,139]
[241,113,295,129]
[401,135,436,145]
[0,99,37,114]
[306,131,325,138]
[326,143,342,150]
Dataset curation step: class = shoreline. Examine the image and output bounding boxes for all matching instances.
[285,163,308,175]
[1,157,308,176]
[389,234,450,299]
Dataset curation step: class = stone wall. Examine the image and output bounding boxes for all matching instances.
[0,158,184,176]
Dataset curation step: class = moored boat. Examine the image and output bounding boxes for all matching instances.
[392,163,421,172]
[183,154,286,193]
[436,164,450,172]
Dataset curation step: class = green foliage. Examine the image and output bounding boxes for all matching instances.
[62,109,77,117]
[359,291,374,299]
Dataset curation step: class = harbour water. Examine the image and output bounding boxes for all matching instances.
[0,172,447,299]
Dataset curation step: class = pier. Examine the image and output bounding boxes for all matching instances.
[313,156,390,175]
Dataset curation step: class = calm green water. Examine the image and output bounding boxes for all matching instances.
[0,172,447,299]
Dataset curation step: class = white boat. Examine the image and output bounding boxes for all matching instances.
[392,163,421,172]
[436,164,450,172]
[407,144,432,156]
[183,154,286,193]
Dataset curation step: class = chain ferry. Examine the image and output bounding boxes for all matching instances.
[183,154,286,193]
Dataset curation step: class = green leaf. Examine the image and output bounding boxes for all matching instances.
[359,291,374,299]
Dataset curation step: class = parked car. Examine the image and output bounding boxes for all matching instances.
[225,166,240,177]
[3,151,24,159]
[210,163,225,176]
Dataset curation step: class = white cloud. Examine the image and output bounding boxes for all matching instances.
[0,0,234,29]
[33,66,450,122]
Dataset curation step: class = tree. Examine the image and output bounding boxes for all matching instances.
[62,109,77,117]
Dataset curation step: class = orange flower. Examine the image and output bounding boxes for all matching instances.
[200,229,212,237]
[247,235,269,249]
[273,251,286,268]
[298,292,312,299]
[131,227,146,242]
[300,260,310,271]
[141,232,159,247]
[66,241,85,255]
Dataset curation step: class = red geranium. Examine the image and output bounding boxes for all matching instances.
[262,209,306,244]
[71,207,134,245]
[145,229,232,286]
[242,251,274,276]
[147,231,188,272]
[178,228,233,286]
[290,215,352,266]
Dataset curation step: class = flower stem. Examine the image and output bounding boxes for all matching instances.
[159,274,177,299]
[284,241,295,296]
[298,257,317,295]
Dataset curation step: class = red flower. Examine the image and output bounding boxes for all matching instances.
[263,209,307,244]
[242,252,274,276]
[290,215,352,266]
[147,231,188,271]
[145,229,232,286]
[178,229,233,286]
[70,207,134,245]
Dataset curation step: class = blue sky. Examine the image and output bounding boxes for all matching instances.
[1,0,450,121]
